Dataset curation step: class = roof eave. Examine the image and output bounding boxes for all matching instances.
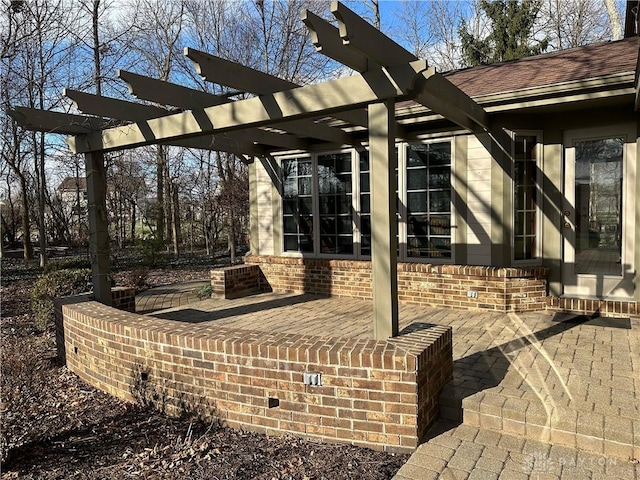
[395,72,636,122]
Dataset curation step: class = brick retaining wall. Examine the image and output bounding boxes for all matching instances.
[210,264,263,299]
[54,286,136,362]
[59,301,453,452]
[243,255,548,312]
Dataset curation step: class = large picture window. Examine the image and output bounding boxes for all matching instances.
[318,153,353,254]
[281,141,452,261]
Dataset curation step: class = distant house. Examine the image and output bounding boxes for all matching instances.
[57,176,87,218]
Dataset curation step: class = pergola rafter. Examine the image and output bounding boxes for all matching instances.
[66,60,432,154]
[186,47,369,129]
[9,0,492,340]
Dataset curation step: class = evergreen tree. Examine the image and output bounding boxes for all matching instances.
[459,0,548,67]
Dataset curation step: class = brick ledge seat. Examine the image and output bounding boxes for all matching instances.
[58,300,453,453]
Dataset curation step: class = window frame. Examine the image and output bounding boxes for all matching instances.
[278,139,455,263]
[511,130,543,265]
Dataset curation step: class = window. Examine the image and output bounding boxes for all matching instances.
[513,134,540,261]
[359,149,399,256]
[281,141,452,261]
[405,143,452,259]
[282,157,314,252]
[359,151,372,256]
[317,153,353,254]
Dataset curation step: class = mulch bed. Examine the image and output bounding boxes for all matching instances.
[0,270,409,479]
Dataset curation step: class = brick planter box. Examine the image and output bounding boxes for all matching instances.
[58,301,452,452]
[243,255,548,312]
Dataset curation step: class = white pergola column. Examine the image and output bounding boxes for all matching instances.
[85,151,112,306]
[369,100,398,339]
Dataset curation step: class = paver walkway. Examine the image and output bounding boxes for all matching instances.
[135,280,209,313]
[393,309,640,479]
[143,288,640,479]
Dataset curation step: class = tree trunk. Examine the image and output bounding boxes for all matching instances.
[130,201,136,244]
[156,145,165,243]
[18,174,33,260]
[171,183,180,255]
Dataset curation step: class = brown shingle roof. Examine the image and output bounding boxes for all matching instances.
[58,177,87,191]
[443,37,639,97]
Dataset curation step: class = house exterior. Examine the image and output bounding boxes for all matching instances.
[244,36,640,314]
[57,176,87,218]
[10,0,640,453]
[10,1,640,327]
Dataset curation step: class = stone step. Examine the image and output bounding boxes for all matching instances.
[440,383,639,462]
[393,421,640,480]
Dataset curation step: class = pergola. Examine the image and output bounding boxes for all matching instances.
[10,1,492,340]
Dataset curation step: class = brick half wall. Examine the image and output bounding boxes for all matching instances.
[59,301,452,452]
[244,255,548,312]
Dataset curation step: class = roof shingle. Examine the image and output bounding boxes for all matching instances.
[443,37,639,97]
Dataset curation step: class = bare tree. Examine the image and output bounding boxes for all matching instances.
[539,0,624,50]
[1,0,77,261]
[121,0,185,254]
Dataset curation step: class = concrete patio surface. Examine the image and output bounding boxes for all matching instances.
[139,284,640,479]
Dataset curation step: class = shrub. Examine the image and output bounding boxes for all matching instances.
[118,267,150,292]
[43,257,91,274]
[136,238,168,267]
[30,268,93,331]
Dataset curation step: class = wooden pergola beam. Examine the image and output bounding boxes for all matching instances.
[331,0,418,68]
[414,73,490,132]
[167,135,267,158]
[8,107,110,134]
[186,47,368,128]
[65,88,174,121]
[118,70,229,108]
[301,9,370,73]
[120,68,351,146]
[67,60,430,154]
[66,88,311,152]
[186,48,296,94]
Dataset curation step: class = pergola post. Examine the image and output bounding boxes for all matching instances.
[369,100,398,339]
[84,151,112,306]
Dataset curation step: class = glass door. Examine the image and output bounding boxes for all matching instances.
[562,128,635,299]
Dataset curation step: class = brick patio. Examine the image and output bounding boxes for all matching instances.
[57,285,640,477]
[150,292,640,478]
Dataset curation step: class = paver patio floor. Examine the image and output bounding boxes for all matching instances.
[146,290,640,479]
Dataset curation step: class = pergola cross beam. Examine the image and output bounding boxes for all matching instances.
[331,0,419,68]
[65,88,312,153]
[186,48,369,129]
[117,70,231,109]
[67,60,431,154]
[8,107,111,134]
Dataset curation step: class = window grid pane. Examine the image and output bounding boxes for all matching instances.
[359,149,399,257]
[318,153,353,254]
[359,152,371,255]
[514,135,538,261]
[406,143,452,259]
[282,158,314,252]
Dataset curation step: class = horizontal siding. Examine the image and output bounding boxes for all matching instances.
[466,135,492,265]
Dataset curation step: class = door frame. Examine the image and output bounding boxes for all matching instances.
[562,124,636,300]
